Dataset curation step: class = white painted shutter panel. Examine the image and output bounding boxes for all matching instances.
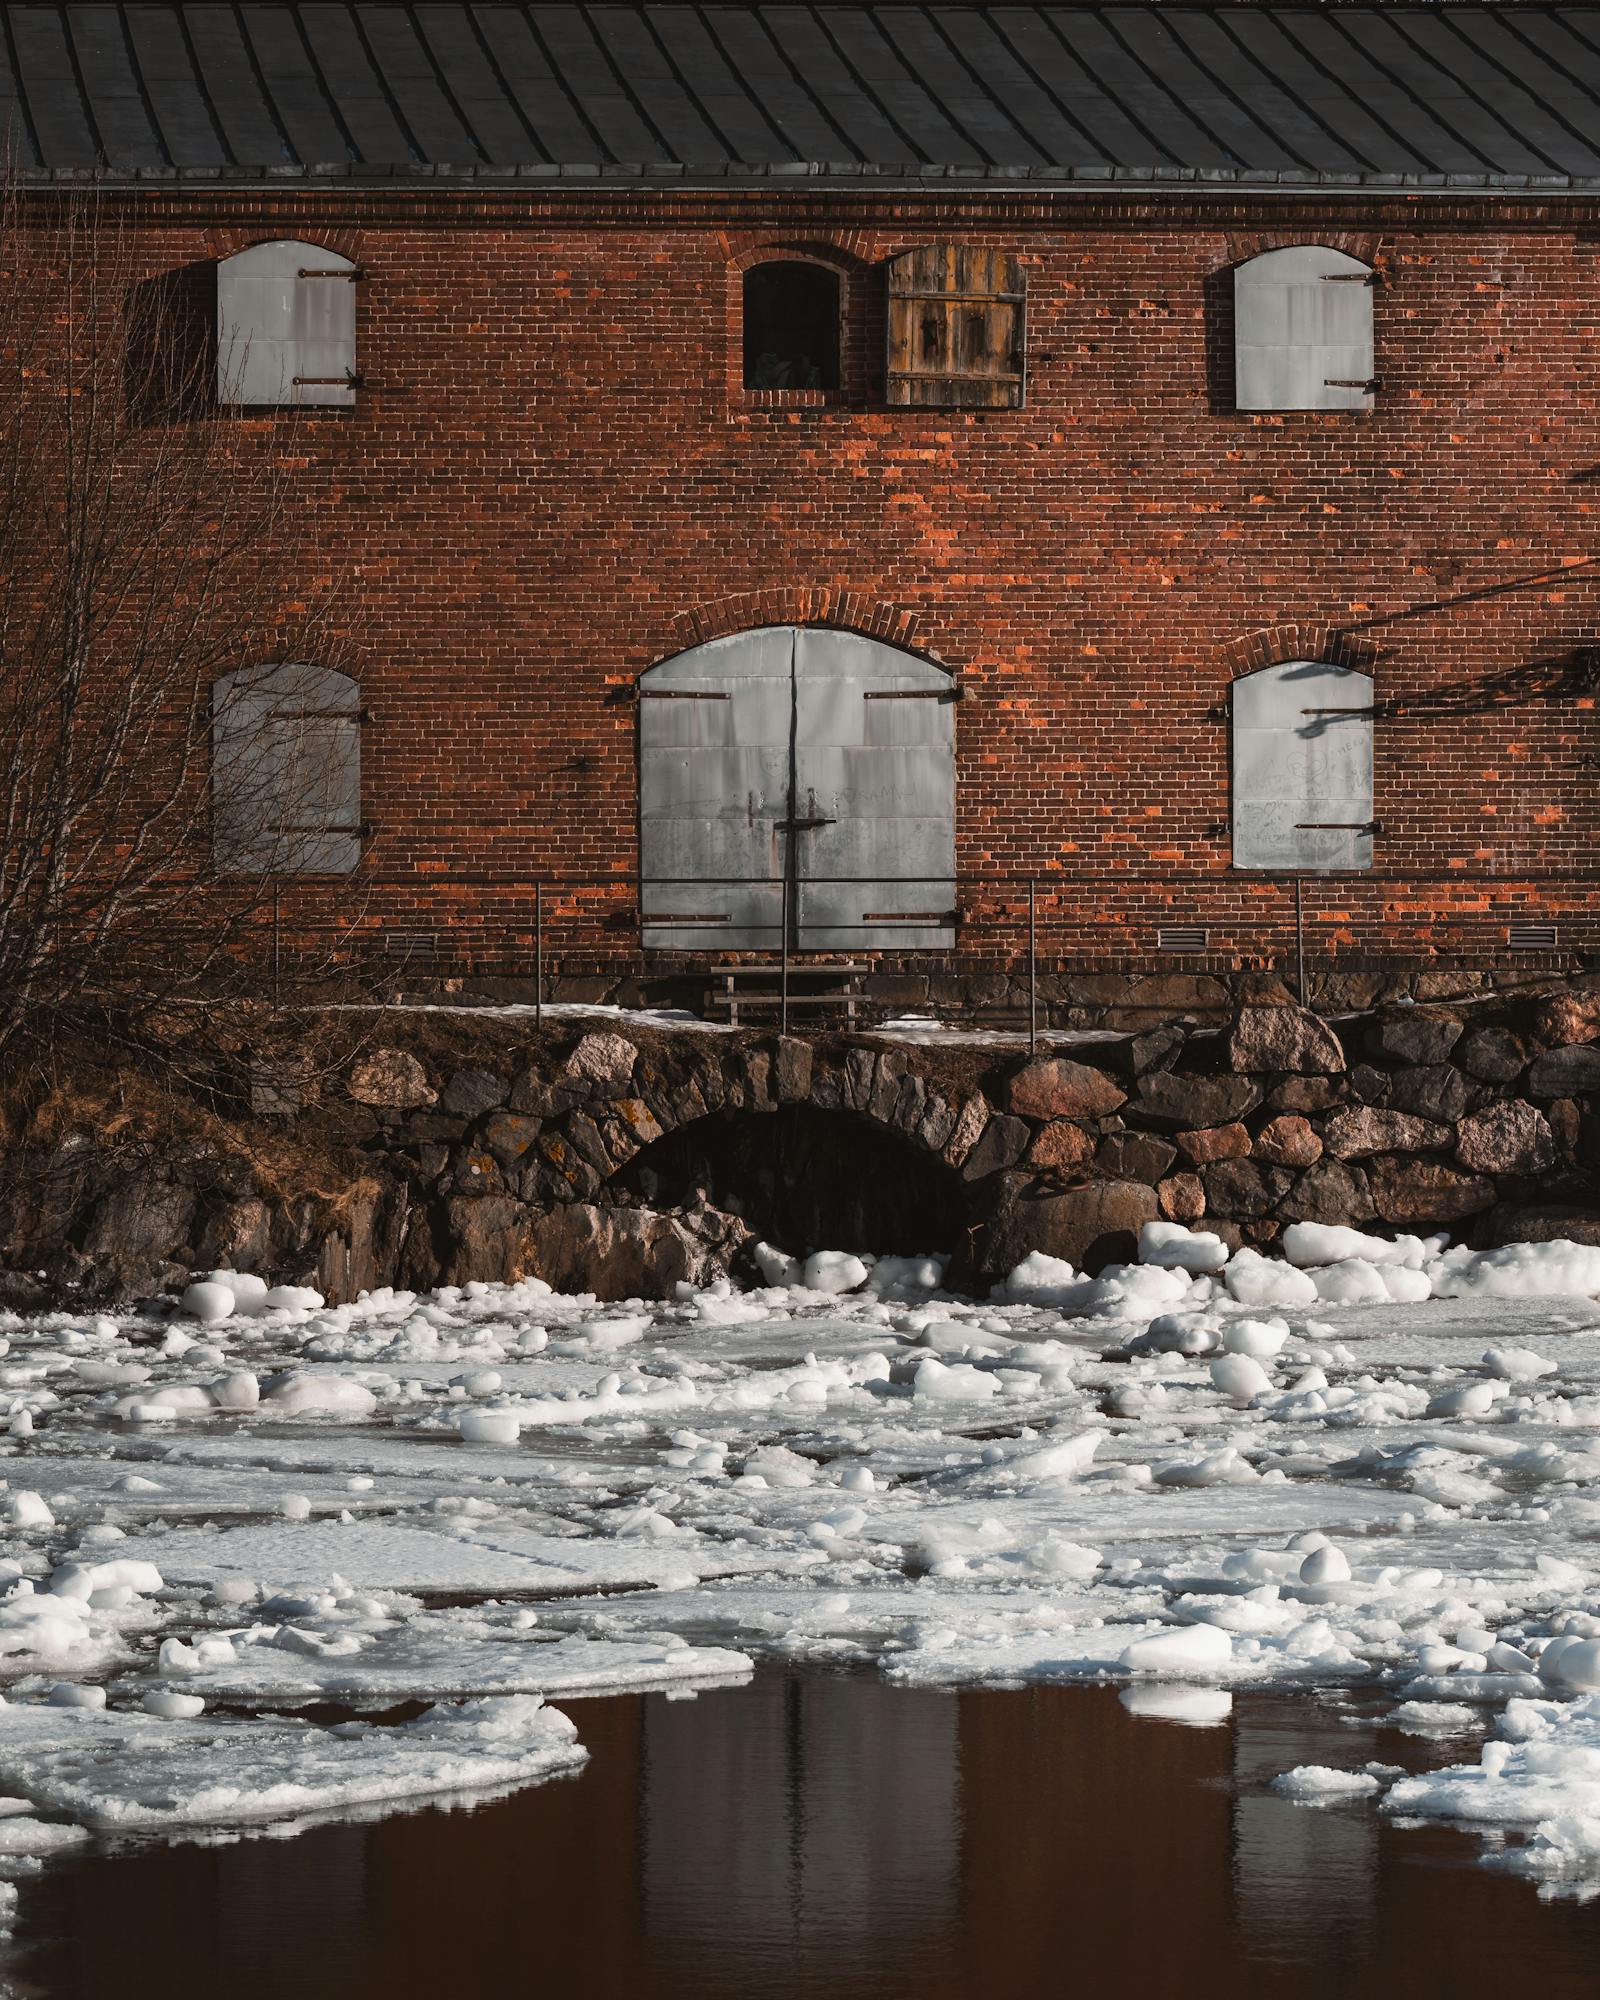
[639,630,793,950]
[1234,247,1374,412]
[793,630,956,951]
[213,664,361,875]
[1232,660,1374,872]
[217,240,357,408]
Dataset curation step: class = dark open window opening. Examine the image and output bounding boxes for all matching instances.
[743,262,841,391]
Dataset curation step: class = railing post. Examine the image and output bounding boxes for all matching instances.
[1028,878,1038,1056]
[780,870,791,1037]
[534,881,544,1030]
[1295,876,1306,1009]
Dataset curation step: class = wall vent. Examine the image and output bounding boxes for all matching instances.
[1158,925,1208,952]
[1508,923,1559,950]
[382,931,440,960]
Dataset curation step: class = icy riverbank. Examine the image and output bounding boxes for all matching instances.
[4,1220,1600,1940]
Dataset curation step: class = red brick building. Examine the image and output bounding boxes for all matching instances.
[8,1,1599,1002]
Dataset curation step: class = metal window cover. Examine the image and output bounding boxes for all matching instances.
[1232,659,1375,873]
[10,7,1600,191]
[212,663,362,876]
[1235,245,1376,412]
[217,240,357,409]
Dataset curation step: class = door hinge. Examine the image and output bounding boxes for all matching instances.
[775,816,837,832]
[1323,377,1379,391]
[863,686,962,703]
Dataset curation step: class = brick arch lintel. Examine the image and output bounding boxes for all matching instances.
[200,225,364,263]
[1217,624,1379,679]
[1216,228,1386,272]
[719,233,874,274]
[665,590,946,665]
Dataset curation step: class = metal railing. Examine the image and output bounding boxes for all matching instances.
[258,866,1598,1050]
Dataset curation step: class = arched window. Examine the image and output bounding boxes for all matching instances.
[212,665,361,876]
[1234,246,1375,412]
[742,263,841,390]
[217,240,358,407]
[1232,660,1374,872]
[639,627,955,950]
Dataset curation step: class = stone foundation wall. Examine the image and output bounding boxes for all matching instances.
[3,977,1597,1305]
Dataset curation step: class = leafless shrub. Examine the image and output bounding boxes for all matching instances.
[0,178,371,1071]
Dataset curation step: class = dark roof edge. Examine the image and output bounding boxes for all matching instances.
[11,162,1600,197]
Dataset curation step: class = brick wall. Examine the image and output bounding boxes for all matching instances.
[52,183,1600,978]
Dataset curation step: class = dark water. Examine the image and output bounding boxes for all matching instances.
[12,1673,1600,2000]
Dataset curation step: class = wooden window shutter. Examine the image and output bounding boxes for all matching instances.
[887,247,1025,409]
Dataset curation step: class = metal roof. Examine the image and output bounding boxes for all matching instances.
[8,4,1600,193]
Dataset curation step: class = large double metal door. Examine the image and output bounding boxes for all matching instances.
[639,627,956,951]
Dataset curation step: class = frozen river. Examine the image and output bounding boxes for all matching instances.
[4,1221,1600,1990]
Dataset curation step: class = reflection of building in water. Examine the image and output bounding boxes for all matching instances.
[642,1676,959,1983]
[1229,1693,1380,1983]
[946,1685,1235,1997]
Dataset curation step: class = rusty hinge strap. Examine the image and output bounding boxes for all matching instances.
[298,268,364,281]
[293,375,361,387]
[643,912,731,924]
[1301,706,1377,716]
[1293,820,1383,831]
[1324,377,1379,390]
[1321,272,1379,285]
[638,690,729,701]
[775,816,837,832]
[864,687,962,703]
[861,910,958,922]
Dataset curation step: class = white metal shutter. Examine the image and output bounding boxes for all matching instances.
[792,630,956,950]
[1232,660,1374,872]
[212,664,362,875]
[1234,246,1375,413]
[217,240,357,408]
[639,629,794,950]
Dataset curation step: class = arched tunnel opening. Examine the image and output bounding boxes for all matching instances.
[611,1105,968,1260]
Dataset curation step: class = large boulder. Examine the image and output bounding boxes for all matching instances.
[1027,1121,1096,1171]
[963,1114,1031,1180]
[1157,1173,1206,1222]
[1367,1010,1465,1068]
[1006,1058,1125,1121]
[1228,1006,1346,1075]
[1279,1159,1376,1226]
[1254,1115,1322,1167]
[1175,1124,1251,1164]
[1323,1107,1454,1159]
[1527,1045,1600,1099]
[1132,1072,1263,1130]
[1367,1158,1495,1226]
[565,1033,638,1092]
[439,1068,509,1118]
[1096,1132,1178,1183]
[349,1049,435,1110]
[978,1178,1158,1278]
[528,1201,747,1299]
[1455,1100,1555,1177]
[1533,990,1600,1050]
[1456,1027,1528,1085]
[1485,1206,1600,1249]
[1202,1159,1293,1218]
[442,1196,532,1285]
[1386,1065,1473,1125]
